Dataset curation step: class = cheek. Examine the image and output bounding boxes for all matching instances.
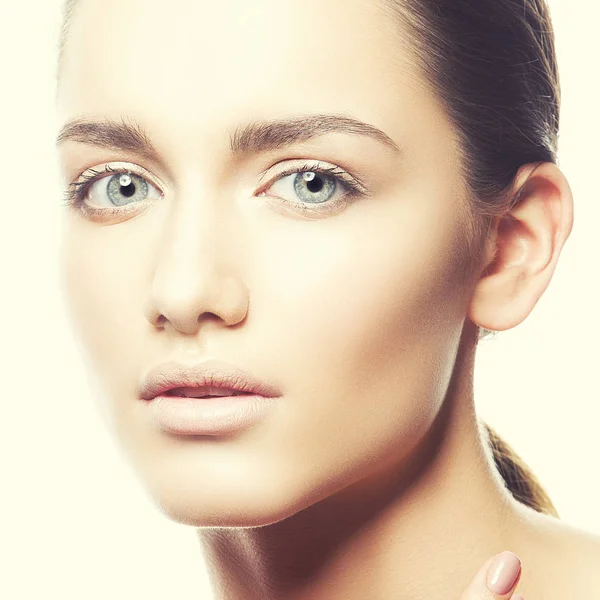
[61,220,146,389]
[260,200,469,394]
[252,200,470,486]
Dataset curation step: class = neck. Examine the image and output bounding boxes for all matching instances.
[196,333,525,600]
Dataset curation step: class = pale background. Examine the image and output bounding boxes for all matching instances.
[0,1,597,598]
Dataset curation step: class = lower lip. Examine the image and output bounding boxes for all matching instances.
[146,393,279,436]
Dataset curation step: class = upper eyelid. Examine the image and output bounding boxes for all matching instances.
[73,162,163,190]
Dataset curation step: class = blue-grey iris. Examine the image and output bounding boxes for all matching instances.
[106,172,148,207]
[293,172,336,204]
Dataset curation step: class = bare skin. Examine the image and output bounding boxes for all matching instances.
[55,0,599,598]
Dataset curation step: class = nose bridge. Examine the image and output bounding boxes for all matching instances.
[145,183,246,333]
[159,181,222,272]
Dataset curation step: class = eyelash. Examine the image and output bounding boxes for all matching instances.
[61,161,370,219]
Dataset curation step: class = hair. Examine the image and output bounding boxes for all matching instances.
[56,0,560,518]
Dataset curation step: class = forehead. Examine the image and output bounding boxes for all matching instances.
[58,0,449,161]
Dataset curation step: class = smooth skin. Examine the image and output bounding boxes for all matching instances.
[56,0,600,599]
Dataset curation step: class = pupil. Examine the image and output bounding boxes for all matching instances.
[306,175,323,193]
[122,183,136,198]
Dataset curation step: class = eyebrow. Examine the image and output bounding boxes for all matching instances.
[55,113,401,159]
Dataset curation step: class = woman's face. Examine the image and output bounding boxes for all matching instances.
[57,0,478,526]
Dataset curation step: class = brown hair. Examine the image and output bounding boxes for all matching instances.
[56,0,560,518]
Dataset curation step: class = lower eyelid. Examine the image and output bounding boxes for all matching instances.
[262,193,353,220]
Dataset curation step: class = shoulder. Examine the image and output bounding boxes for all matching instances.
[510,503,600,599]
[554,521,600,598]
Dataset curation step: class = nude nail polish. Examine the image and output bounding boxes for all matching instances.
[486,551,522,594]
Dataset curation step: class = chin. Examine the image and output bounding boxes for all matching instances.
[146,486,317,529]
[130,462,325,529]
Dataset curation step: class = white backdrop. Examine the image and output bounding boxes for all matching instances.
[0,1,597,598]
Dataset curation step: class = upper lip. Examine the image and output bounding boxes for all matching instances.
[139,358,282,401]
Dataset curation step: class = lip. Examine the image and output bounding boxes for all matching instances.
[139,358,282,401]
[147,394,278,436]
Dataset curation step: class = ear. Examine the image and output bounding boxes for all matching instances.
[467,162,574,332]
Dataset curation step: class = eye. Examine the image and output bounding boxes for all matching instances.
[63,160,370,221]
[85,170,161,208]
[258,162,368,214]
[62,164,163,220]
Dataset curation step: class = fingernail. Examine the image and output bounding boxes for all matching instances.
[486,551,522,594]
[513,596,524,600]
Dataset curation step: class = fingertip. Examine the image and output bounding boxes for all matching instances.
[486,550,522,595]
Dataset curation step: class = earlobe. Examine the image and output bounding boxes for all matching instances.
[467,161,574,332]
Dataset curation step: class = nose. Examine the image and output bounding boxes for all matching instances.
[143,199,249,336]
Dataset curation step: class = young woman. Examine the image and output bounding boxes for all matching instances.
[55,0,600,598]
